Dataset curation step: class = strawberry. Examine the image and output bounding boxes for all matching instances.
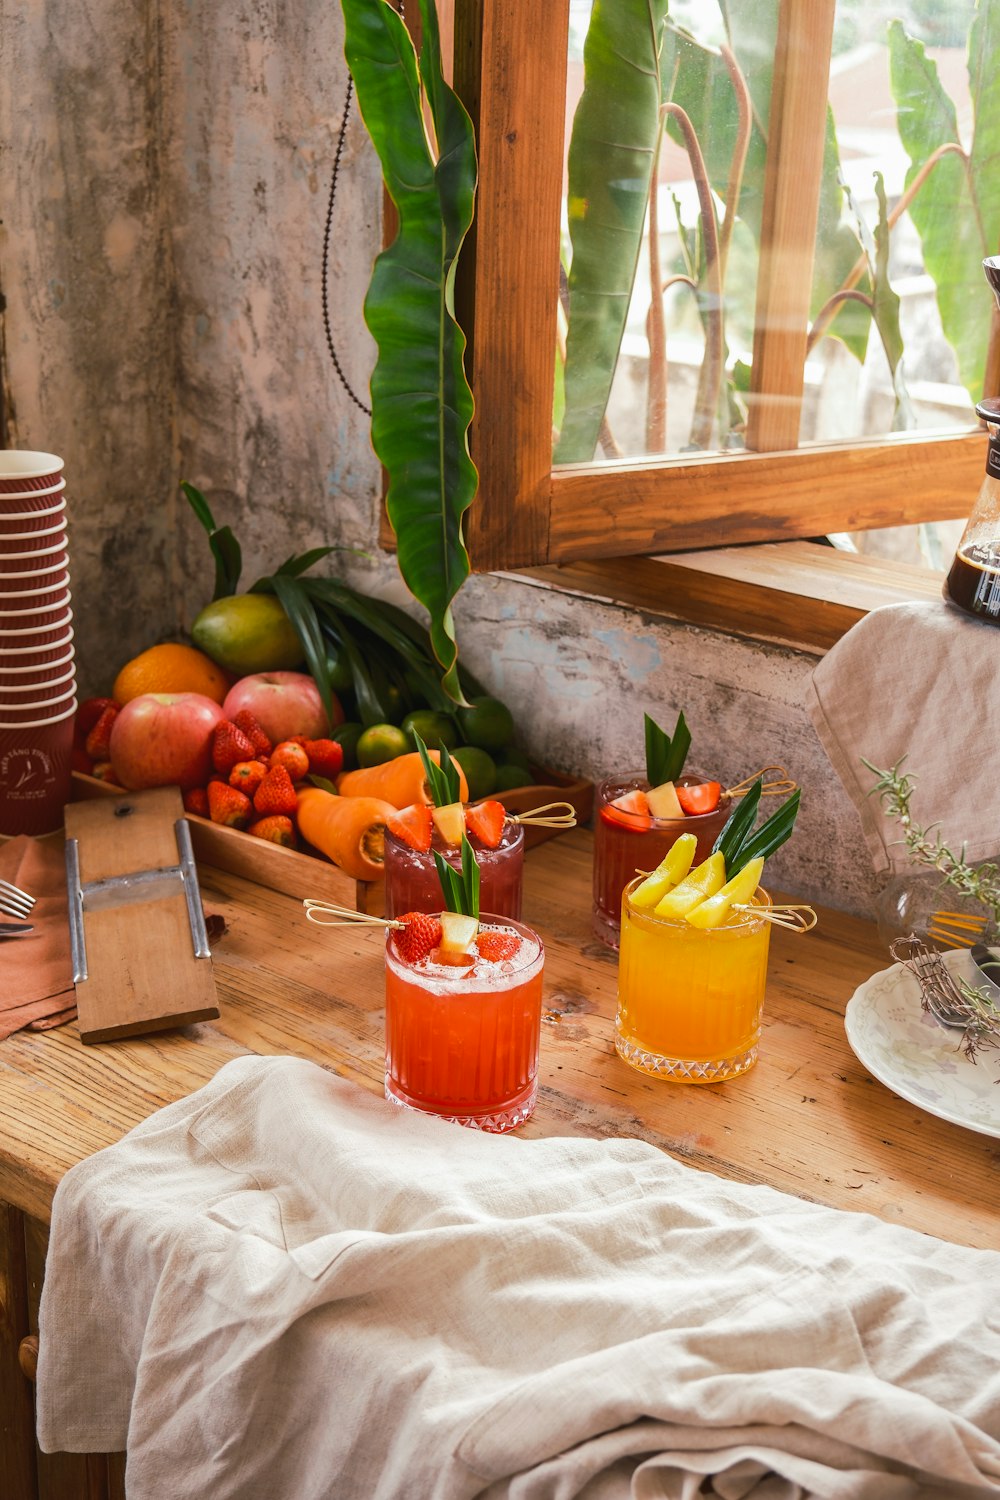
[464,798,507,849]
[476,929,520,963]
[211,720,256,775]
[90,761,119,784]
[253,764,298,817]
[85,702,120,761]
[76,696,117,743]
[183,786,210,818]
[301,737,344,779]
[72,745,95,775]
[269,740,310,781]
[248,815,297,848]
[386,802,433,852]
[229,758,268,796]
[395,911,443,963]
[208,780,252,828]
[232,709,273,759]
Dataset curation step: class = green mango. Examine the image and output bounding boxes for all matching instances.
[191,594,304,675]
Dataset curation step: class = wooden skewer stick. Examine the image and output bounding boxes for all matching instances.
[726,766,798,799]
[510,801,577,829]
[303,899,403,930]
[733,902,817,932]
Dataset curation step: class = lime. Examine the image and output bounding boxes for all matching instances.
[494,762,534,792]
[497,745,531,772]
[451,745,497,801]
[402,709,459,752]
[457,695,514,751]
[331,721,365,771]
[191,594,304,675]
[323,642,354,695]
[356,722,409,768]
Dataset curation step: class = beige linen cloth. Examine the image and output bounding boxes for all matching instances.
[808,599,1000,877]
[37,1055,1000,1499]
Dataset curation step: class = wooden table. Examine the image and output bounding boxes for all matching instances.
[2,828,998,1498]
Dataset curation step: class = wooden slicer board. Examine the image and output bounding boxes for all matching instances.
[63,786,220,1044]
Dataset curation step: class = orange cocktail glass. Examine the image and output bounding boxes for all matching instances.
[615,877,771,1082]
[384,914,544,1131]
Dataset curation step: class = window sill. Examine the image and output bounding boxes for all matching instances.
[507,541,945,656]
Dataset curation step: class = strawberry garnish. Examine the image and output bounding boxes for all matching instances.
[183,786,210,818]
[386,802,433,852]
[269,740,310,781]
[676,781,722,816]
[232,709,273,759]
[475,930,520,962]
[395,911,443,963]
[84,702,120,761]
[302,737,344,779]
[207,781,252,828]
[211,720,255,775]
[253,764,298,817]
[600,788,652,832]
[464,798,506,849]
[248,814,297,848]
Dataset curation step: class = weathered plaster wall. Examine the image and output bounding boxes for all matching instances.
[0,0,878,918]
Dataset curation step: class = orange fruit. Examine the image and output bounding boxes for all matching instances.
[112,643,230,706]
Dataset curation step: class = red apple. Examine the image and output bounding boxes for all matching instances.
[108,692,226,791]
[222,671,340,745]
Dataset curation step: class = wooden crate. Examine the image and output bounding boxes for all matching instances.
[70,767,593,909]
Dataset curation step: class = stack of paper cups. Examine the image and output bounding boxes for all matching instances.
[0,452,76,836]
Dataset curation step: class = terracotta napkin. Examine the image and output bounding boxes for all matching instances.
[0,835,76,1040]
[808,599,1000,876]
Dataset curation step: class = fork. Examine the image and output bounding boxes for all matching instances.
[0,879,35,920]
[890,934,1000,1062]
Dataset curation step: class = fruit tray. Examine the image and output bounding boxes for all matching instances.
[70,766,593,913]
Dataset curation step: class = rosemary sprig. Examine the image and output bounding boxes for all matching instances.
[644,710,691,786]
[433,834,481,918]
[864,757,1000,923]
[414,729,461,807]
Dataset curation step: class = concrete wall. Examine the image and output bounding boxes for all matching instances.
[0,0,878,918]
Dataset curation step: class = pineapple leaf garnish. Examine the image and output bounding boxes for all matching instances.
[433,834,481,918]
[714,779,801,879]
[414,729,461,807]
[644,710,691,786]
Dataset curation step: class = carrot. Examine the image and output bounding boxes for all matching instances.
[335,750,468,809]
[296,787,397,881]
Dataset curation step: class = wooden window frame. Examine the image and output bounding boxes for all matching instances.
[451,0,987,575]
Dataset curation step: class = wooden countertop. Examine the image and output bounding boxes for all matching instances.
[1,829,997,1246]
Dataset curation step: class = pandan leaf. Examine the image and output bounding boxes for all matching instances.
[342,0,479,702]
[267,574,336,726]
[272,547,338,577]
[713,777,762,866]
[181,481,243,600]
[414,730,460,807]
[728,788,800,877]
[644,710,691,786]
[433,833,480,917]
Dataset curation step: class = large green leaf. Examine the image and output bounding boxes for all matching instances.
[555,0,670,463]
[889,8,1000,404]
[341,0,478,702]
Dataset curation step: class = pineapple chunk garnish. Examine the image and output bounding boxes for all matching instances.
[438,911,480,957]
[653,851,726,918]
[630,832,698,909]
[432,801,466,846]
[645,780,683,819]
[684,856,765,929]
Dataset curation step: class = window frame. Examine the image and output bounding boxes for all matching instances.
[451,0,988,574]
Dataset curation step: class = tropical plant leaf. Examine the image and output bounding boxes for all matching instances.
[841,171,914,431]
[555,0,670,463]
[267,574,336,726]
[727,789,801,877]
[311,598,392,726]
[644,710,690,786]
[272,547,338,578]
[414,729,460,807]
[342,0,478,702]
[888,9,1000,405]
[181,481,243,601]
[713,777,762,865]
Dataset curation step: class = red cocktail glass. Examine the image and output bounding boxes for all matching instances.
[383,820,524,920]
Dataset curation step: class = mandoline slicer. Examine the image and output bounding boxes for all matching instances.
[64,786,220,1043]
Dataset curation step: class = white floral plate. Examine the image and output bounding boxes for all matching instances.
[844,948,1000,1139]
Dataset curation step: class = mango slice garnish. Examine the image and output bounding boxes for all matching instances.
[684,856,765,929]
[630,832,698,910]
[653,851,726,918]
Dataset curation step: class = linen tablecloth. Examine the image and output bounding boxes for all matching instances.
[37,1055,1000,1499]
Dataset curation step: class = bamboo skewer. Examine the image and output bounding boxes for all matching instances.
[509,801,577,829]
[726,766,798,799]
